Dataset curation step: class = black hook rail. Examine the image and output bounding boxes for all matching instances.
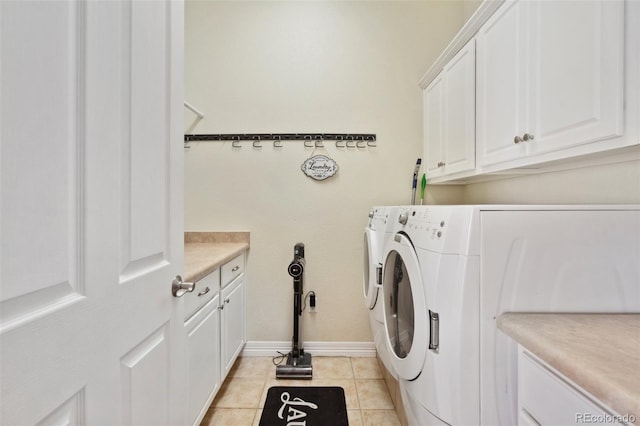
[183,132,377,148]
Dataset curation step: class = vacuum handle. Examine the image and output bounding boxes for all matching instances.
[289,243,305,279]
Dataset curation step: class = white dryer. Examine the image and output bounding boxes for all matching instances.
[381,205,640,426]
[364,206,398,378]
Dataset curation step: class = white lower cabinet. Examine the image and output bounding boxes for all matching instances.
[186,294,221,425]
[518,348,624,426]
[183,251,247,426]
[221,275,246,379]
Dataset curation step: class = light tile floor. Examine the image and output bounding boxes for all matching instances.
[200,356,402,426]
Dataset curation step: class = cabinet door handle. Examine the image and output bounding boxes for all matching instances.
[514,135,523,144]
[437,161,446,167]
[523,133,534,141]
[224,297,230,304]
[197,286,210,297]
[231,266,240,272]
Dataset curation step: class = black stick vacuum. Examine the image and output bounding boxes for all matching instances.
[276,243,313,379]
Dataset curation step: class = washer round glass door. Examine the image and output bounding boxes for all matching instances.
[382,233,428,381]
[363,227,381,309]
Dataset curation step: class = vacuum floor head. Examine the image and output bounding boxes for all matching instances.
[276,364,313,379]
[276,353,313,380]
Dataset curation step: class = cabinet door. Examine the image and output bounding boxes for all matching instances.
[477,0,625,168]
[424,73,445,178]
[518,349,620,426]
[443,39,476,175]
[185,295,221,426]
[528,0,624,155]
[221,276,246,379]
[476,0,529,166]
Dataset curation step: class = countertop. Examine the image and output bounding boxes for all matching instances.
[498,313,640,422]
[184,232,249,283]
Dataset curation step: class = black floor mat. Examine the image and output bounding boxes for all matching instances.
[259,386,348,426]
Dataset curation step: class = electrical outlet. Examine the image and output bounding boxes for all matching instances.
[309,293,317,313]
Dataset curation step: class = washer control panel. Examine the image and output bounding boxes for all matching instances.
[368,207,388,230]
[398,207,448,239]
[394,205,476,255]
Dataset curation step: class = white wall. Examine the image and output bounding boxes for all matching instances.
[462,0,483,23]
[184,1,465,342]
[463,160,640,204]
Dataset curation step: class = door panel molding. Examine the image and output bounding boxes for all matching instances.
[119,0,171,280]
[120,324,170,426]
[0,0,86,333]
[35,389,86,426]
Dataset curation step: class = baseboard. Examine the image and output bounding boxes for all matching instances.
[241,340,376,357]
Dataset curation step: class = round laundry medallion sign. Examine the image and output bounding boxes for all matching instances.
[300,155,339,180]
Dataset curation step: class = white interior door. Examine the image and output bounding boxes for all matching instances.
[1,1,185,425]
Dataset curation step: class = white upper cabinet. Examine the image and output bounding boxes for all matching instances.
[424,39,476,179]
[475,0,527,167]
[476,0,625,167]
[424,73,445,177]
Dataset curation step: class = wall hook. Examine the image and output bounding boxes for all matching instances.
[346,135,356,148]
[335,135,346,148]
[184,101,204,119]
[303,135,314,148]
[252,135,262,148]
[315,135,324,148]
[273,135,283,148]
[232,136,241,148]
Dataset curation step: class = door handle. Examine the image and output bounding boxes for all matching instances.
[429,310,439,351]
[172,275,195,297]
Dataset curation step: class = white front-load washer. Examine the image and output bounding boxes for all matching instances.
[381,205,640,426]
[382,205,479,426]
[364,206,398,378]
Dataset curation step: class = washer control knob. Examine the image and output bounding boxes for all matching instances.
[398,212,409,225]
[368,209,375,219]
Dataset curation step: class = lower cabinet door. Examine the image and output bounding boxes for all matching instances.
[518,348,621,426]
[221,276,246,379]
[185,295,221,426]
